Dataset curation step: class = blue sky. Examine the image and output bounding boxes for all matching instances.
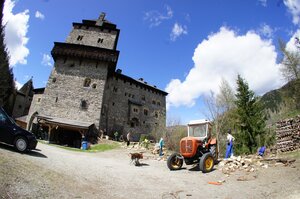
[3,0,300,124]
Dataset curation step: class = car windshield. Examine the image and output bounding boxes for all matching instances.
[189,124,207,137]
[0,108,15,125]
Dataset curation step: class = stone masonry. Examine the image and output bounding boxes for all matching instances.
[28,13,167,142]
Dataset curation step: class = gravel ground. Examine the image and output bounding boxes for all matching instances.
[0,142,300,199]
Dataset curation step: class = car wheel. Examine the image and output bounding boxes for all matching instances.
[199,152,214,173]
[167,153,183,170]
[14,136,28,152]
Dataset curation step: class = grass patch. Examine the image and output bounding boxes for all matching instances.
[89,143,120,152]
[278,150,300,159]
[38,140,120,152]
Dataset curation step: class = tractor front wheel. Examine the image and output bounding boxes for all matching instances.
[167,153,183,170]
[199,152,214,173]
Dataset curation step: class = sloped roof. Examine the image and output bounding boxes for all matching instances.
[37,115,93,130]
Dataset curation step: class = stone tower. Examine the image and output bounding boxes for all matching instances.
[39,13,119,129]
[28,13,167,145]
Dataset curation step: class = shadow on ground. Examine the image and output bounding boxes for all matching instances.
[0,143,47,158]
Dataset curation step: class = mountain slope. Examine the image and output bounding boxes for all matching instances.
[260,79,300,124]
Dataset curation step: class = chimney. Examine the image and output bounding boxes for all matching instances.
[96,12,106,26]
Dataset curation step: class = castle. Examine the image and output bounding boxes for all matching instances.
[27,13,167,147]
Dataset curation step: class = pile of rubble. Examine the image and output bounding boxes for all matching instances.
[217,155,296,175]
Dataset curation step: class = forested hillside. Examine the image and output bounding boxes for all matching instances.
[261,79,300,125]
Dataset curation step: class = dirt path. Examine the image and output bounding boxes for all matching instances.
[0,142,299,199]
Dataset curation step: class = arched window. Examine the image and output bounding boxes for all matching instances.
[83,78,91,87]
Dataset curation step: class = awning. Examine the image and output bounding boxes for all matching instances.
[37,115,94,132]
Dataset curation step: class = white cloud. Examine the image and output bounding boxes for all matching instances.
[3,0,30,66]
[258,0,267,7]
[170,23,188,41]
[165,27,284,108]
[15,80,22,90]
[144,5,173,27]
[41,53,52,66]
[258,23,274,38]
[35,11,45,20]
[285,29,300,51]
[284,0,300,25]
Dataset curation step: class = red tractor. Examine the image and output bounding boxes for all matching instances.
[167,119,218,173]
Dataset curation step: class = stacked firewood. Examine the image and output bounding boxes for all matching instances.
[276,115,300,152]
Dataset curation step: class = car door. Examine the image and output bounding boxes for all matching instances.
[0,110,15,144]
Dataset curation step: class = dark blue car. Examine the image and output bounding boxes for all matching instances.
[0,107,37,152]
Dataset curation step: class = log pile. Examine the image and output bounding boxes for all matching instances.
[276,115,300,153]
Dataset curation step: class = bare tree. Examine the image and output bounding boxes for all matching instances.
[203,79,235,157]
[216,78,235,111]
[279,39,300,81]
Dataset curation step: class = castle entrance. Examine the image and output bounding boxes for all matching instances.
[52,128,82,148]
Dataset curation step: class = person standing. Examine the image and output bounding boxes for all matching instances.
[225,130,235,158]
[159,137,164,156]
[126,132,131,146]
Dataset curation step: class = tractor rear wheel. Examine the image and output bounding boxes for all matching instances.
[199,152,214,173]
[210,145,218,163]
[167,153,183,170]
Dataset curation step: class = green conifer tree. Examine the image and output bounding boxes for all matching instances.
[0,0,15,112]
[234,75,266,154]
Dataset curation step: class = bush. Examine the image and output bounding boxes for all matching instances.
[165,125,186,152]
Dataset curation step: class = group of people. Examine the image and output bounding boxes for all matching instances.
[101,130,165,157]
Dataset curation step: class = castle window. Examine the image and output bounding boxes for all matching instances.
[55,97,58,103]
[92,83,97,89]
[157,101,161,106]
[125,92,127,96]
[97,38,104,43]
[132,95,135,99]
[152,100,156,105]
[69,63,75,67]
[83,78,91,87]
[112,102,115,106]
[52,77,57,83]
[18,105,22,109]
[113,87,118,92]
[77,35,83,41]
[141,96,145,101]
[80,100,88,110]
[133,108,138,113]
[144,109,148,116]
[155,111,158,118]
[130,118,139,128]
[37,98,41,102]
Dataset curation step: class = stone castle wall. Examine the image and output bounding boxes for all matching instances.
[40,57,109,128]
[66,25,118,50]
[100,75,166,140]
